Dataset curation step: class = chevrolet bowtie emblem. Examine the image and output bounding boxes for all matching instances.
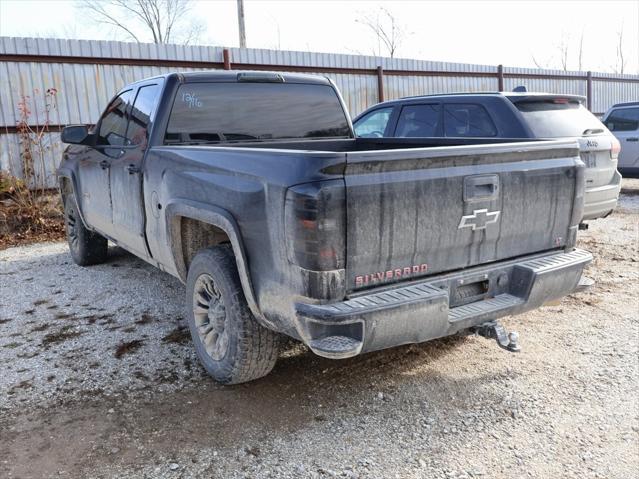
[458,208,501,231]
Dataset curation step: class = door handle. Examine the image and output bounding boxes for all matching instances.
[99,160,109,169]
[626,137,638,142]
[126,164,141,174]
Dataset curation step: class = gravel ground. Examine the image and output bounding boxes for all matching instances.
[1,179,638,479]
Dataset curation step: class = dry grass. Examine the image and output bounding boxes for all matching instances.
[0,172,65,250]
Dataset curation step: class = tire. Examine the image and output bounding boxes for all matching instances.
[186,245,280,384]
[64,194,108,266]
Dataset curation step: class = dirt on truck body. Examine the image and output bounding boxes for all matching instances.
[56,70,596,384]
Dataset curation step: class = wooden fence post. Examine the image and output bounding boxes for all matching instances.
[377,66,384,102]
[586,71,592,111]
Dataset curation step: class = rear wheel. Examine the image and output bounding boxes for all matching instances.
[64,195,108,266]
[186,245,280,384]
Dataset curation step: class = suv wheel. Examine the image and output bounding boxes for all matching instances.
[64,195,108,266]
[186,245,280,384]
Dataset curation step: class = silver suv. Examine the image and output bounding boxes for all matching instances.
[602,102,639,176]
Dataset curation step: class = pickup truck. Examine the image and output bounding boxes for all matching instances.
[353,92,622,221]
[58,71,592,384]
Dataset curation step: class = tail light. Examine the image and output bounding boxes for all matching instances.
[285,180,345,271]
[611,137,621,160]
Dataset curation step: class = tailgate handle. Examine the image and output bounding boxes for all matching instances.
[464,175,499,202]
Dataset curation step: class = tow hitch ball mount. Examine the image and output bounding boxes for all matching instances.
[470,320,521,353]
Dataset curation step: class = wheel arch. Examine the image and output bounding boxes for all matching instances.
[165,200,264,322]
[57,171,90,230]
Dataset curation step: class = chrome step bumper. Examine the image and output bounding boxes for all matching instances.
[295,249,592,359]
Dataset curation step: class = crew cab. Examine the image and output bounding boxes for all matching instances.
[58,72,592,384]
[353,92,622,221]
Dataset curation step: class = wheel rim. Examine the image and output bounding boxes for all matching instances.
[193,273,229,361]
[66,206,79,251]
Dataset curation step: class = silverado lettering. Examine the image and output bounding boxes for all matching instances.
[355,264,428,287]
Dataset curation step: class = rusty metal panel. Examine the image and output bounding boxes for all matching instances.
[1,37,638,187]
[591,77,639,115]
[0,132,63,188]
[503,76,587,96]
[383,75,499,102]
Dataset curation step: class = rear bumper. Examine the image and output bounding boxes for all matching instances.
[582,171,621,220]
[295,248,592,359]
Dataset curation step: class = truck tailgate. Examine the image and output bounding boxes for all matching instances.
[345,140,583,291]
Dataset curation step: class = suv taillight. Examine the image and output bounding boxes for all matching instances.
[611,137,621,160]
[285,180,345,271]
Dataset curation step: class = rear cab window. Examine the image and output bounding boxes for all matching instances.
[165,82,351,144]
[604,108,639,132]
[513,98,605,138]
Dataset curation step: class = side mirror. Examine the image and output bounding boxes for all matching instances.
[61,125,90,144]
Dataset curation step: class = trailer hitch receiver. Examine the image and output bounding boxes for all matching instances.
[471,320,520,352]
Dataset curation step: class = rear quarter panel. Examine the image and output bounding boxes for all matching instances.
[143,146,346,333]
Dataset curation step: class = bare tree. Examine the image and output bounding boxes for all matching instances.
[531,54,549,69]
[532,31,587,72]
[577,30,585,71]
[81,0,203,45]
[615,24,626,74]
[556,33,570,71]
[356,8,408,58]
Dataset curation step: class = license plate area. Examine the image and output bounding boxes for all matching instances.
[581,152,597,168]
[449,275,490,307]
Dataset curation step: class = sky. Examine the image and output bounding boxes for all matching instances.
[0,0,638,74]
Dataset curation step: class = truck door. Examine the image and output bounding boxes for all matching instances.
[109,82,162,258]
[77,90,134,237]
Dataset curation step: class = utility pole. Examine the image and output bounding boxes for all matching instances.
[237,0,247,48]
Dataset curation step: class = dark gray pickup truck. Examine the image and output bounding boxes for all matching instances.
[58,71,592,384]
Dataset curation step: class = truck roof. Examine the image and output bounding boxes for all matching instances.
[126,70,332,86]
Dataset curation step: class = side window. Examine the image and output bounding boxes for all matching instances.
[354,107,393,137]
[604,108,639,132]
[444,104,497,137]
[97,90,133,147]
[127,84,161,147]
[395,104,440,137]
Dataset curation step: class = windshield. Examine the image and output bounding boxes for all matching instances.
[513,99,605,138]
[165,82,351,144]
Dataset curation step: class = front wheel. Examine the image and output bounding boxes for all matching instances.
[186,245,280,384]
[64,195,108,266]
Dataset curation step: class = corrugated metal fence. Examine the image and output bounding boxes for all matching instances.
[1,37,638,188]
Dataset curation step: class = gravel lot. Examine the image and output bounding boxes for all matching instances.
[1,179,638,479]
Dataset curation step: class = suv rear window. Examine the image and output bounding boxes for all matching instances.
[165,82,351,144]
[513,99,604,138]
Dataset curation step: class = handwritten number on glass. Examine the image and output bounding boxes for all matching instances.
[182,92,202,109]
